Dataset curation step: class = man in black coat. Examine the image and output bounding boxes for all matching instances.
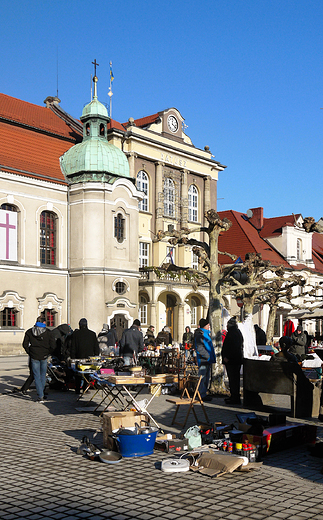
[221,317,244,405]
[254,324,267,346]
[70,318,100,393]
[119,319,144,365]
[290,325,307,360]
[22,315,55,402]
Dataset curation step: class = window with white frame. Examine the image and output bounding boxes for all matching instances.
[192,250,199,270]
[139,242,149,267]
[163,178,175,217]
[114,213,125,243]
[139,295,148,325]
[1,307,18,327]
[0,204,18,262]
[188,184,198,222]
[190,298,198,326]
[137,170,149,212]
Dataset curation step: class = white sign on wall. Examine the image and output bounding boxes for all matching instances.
[0,209,17,261]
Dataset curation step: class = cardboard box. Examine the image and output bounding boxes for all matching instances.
[242,423,317,456]
[102,411,149,449]
[154,438,189,453]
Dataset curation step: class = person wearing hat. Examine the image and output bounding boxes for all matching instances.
[70,318,100,394]
[22,314,56,402]
[290,325,307,361]
[193,317,216,401]
[221,317,244,405]
[119,319,144,366]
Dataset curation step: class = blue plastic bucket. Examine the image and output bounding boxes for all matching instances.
[113,427,158,457]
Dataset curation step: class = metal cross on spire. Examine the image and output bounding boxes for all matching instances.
[92,59,99,77]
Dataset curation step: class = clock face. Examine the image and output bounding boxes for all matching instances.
[167,115,179,133]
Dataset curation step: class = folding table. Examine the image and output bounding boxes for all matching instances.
[89,374,162,427]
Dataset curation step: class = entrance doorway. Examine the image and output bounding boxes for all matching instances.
[111,314,128,341]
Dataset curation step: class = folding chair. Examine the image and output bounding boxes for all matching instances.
[166,375,210,429]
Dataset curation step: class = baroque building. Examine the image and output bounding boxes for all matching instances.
[0,77,224,354]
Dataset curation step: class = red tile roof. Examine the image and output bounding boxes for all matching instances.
[107,119,127,132]
[0,121,72,184]
[0,93,81,141]
[122,113,160,129]
[218,210,291,267]
[259,214,301,238]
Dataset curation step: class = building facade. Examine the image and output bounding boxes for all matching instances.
[0,81,224,354]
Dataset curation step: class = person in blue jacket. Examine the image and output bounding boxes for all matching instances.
[194,317,216,401]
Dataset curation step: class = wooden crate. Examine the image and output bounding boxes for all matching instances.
[107,375,146,384]
[102,411,149,449]
[145,374,177,384]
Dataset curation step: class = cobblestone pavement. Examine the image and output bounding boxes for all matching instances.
[1,357,323,520]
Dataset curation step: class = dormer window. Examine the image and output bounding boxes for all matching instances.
[297,239,302,261]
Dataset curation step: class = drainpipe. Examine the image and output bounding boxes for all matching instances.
[67,185,70,324]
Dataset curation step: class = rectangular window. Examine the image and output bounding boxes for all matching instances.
[192,251,199,270]
[139,242,149,267]
[40,211,56,265]
[1,308,17,327]
[44,309,55,327]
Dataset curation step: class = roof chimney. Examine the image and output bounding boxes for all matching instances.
[248,207,264,230]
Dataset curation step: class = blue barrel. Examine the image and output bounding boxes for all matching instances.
[113,428,158,457]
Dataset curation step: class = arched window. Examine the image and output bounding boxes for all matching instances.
[164,178,175,217]
[188,185,198,222]
[297,239,302,261]
[139,294,148,325]
[100,123,105,137]
[136,171,149,212]
[114,213,125,243]
[86,123,90,136]
[40,211,57,265]
[0,204,18,261]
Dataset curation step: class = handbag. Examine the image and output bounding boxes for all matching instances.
[184,425,202,450]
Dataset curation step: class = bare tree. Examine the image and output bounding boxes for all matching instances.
[294,215,323,233]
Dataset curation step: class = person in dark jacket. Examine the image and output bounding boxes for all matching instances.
[70,318,100,393]
[182,326,194,348]
[22,315,55,402]
[221,317,244,405]
[156,326,172,346]
[119,319,144,365]
[290,325,307,360]
[194,318,216,401]
[144,325,156,347]
[254,324,267,346]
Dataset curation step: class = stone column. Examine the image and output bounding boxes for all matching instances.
[150,302,157,329]
[204,175,211,224]
[127,152,137,179]
[181,169,189,227]
[177,302,185,343]
[155,161,164,231]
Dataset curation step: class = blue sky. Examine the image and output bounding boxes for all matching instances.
[1,0,322,221]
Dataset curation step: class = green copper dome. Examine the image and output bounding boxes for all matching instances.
[60,75,130,182]
[81,97,109,119]
[60,138,130,180]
